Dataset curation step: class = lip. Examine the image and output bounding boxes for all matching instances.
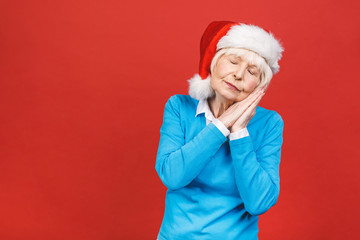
[225,81,240,91]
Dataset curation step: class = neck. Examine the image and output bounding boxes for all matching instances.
[207,94,234,118]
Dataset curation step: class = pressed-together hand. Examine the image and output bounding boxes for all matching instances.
[218,85,267,132]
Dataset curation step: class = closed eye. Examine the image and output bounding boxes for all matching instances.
[248,69,254,75]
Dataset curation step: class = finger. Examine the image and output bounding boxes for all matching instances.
[243,92,264,114]
[262,85,269,93]
[237,89,263,107]
[242,90,264,108]
[249,86,266,99]
[248,87,264,98]
[233,104,256,129]
[241,87,263,103]
[231,94,262,122]
[236,93,263,120]
[227,90,264,124]
[246,110,255,125]
[256,85,265,92]
[251,92,265,107]
[252,93,264,110]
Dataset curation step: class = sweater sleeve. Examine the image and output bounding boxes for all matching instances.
[155,95,228,190]
[229,113,284,216]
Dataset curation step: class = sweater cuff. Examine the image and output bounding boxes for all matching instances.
[229,128,249,140]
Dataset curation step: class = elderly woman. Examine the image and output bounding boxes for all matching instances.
[155,21,284,240]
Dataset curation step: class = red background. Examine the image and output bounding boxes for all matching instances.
[1,0,359,239]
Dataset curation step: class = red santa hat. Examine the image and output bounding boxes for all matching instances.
[188,21,284,100]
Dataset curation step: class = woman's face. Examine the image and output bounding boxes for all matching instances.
[211,54,261,102]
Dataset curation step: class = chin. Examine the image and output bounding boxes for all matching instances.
[229,92,249,102]
[217,89,241,102]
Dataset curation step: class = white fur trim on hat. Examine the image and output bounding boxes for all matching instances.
[217,24,283,74]
[188,74,214,100]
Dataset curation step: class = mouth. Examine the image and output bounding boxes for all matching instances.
[224,81,240,91]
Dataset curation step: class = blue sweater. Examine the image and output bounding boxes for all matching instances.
[155,94,284,240]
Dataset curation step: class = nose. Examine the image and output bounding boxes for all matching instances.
[233,63,247,80]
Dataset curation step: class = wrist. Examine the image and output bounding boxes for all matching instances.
[218,118,231,129]
[231,128,238,133]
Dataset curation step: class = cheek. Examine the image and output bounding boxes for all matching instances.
[214,62,234,78]
[245,78,260,91]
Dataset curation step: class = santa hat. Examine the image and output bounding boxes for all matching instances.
[188,21,284,100]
